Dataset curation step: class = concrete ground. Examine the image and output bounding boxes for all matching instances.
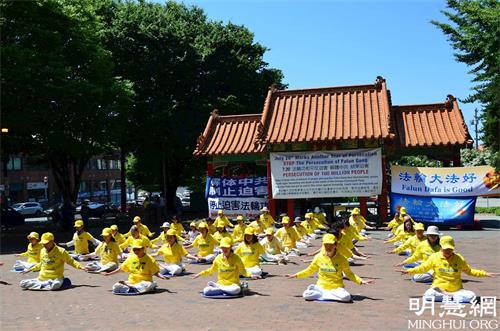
[1,227,499,331]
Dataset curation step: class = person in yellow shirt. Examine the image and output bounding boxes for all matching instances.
[213,220,233,244]
[385,217,414,246]
[193,237,257,296]
[395,225,442,283]
[249,216,265,235]
[215,210,233,228]
[106,239,168,294]
[259,207,275,229]
[235,228,266,277]
[13,232,42,272]
[152,229,198,276]
[82,228,122,273]
[386,206,410,237]
[286,234,373,302]
[184,221,200,245]
[313,207,327,226]
[125,216,154,238]
[185,222,219,263]
[398,235,499,302]
[110,224,125,245]
[301,215,320,240]
[59,220,101,260]
[20,232,88,291]
[349,208,373,236]
[275,216,301,255]
[170,216,185,236]
[293,217,311,248]
[232,215,247,243]
[206,218,217,234]
[259,228,288,264]
[387,223,426,256]
[151,222,171,246]
[120,225,155,253]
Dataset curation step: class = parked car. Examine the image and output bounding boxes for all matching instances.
[1,205,25,227]
[44,203,63,223]
[76,201,119,218]
[12,202,44,217]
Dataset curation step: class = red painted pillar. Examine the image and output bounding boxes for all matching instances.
[207,162,214,177]
[287,199,294,219]
[359,197,368,218]
[266,160,277,218]
[378,155,388,225]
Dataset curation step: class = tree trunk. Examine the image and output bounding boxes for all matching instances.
[120,146,127,212]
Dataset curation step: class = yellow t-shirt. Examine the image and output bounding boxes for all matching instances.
[95,241,121,265]
[293,225,308,238]
[393,235,427,254]
[158,242,188,264]
[20,242,43,263]
[260,214,275,229]
[232,224,247,242]
[408,252,486,292]
[125,223,153,238]
[275,227,300,250]
[170,223,184,236]
[260,237,283,255]
[213,231,232,244]
[120,253,160,284]
[235,242,265,268]
[72,231,97,254]
[215,216,233,228]
[314,212,327,225]
[119,235,154,251]
[297,252,362,290]
[199,253,249,285]
[249,220,265,234]
[404,240,441,264]
[113,232,126,245]
[192,234,218,257]
[33,246,81,280]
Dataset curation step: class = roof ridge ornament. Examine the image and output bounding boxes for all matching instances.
[445,95,456,109]
[211,109,220,119]
[374,76,386,90]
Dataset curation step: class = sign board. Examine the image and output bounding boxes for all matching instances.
[270,149,382,199]
[26,182,48,190]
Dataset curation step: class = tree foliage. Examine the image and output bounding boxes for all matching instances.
[460,147,499,167]
[432,0,500,151]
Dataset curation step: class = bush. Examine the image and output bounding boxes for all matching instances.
[475,207,500,216]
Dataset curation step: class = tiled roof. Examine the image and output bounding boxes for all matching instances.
[193,111,265,156]
[255,76,395,144]
[393,95,473,148]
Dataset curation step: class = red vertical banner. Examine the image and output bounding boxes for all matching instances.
[267,160,276,217]
[207,162,214,177]
[287,199,294,219]
[359,197,368,218]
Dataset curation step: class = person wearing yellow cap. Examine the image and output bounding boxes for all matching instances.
[20,232,89,290]
[398,235,499,302]
[286,234,374,302]
[13,232,42,272]
[193,237,257,296]
[152,229,198,276]
[248,216,265,235]
[119,225,155,253]
[387,223,427,256]
[206,218,217,234]
[213,220,232,244]
[259,207,275,229]
[336,219,369,262]
[106,239,168,294]
[124,216,154,238]
[349,208,373,236]
[386,207,406,237]
[81,228,122,273]
[184,221,199,245]
[395,225,442,283]
[232,215,247,243]
[110,225,126,245]
[59,220,101,260]
[184,222,218,263]
[301,214,320,240]
[215,210,233,228]
[385,216,414,246]
[275,216,301,256]
[235,227,266,277]
[170,216,185,236]
[259,228,288,265]
[293,217,312,249]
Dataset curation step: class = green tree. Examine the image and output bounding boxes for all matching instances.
[102,1,284,213]
[432,0,500,151]
[1,0,133,205]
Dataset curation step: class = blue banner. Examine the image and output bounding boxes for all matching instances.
[389,192,476,226]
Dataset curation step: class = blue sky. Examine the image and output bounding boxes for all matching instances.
[175,0,481,141]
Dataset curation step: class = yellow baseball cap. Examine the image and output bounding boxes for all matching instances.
[198,222,208,229]
[110,225,119,231]
[40,232,55,244]
[400,207,407,216]
[133,216,141,223]
[414,223,425,231]
[132,239,144,249]
[236,215,244,221]
[190,221,197,227]
[351,208,360,215]
[27,232,39,240]
[244,227,255,235]
[265,228,275,235]
[101,228,112,236]
[440,235,455,250]
[166,229,177,236]
[217,210,224,214]
[282,216,290,224]
[322,234,336,245]
[219,237,233,248]
[74,220,84,228]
